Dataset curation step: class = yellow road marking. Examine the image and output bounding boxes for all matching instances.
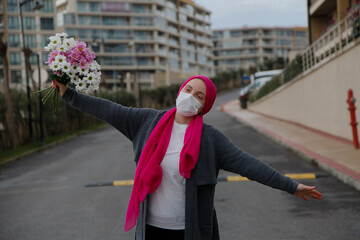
[86,173,321,187]
[113,180,134,186]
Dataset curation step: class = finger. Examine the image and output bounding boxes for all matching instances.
[51,81,57,89]
[308,192,322,199]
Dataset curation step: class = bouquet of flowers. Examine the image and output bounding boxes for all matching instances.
[36,32,101,112]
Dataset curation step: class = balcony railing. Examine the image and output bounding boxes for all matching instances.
[302,6,360,73]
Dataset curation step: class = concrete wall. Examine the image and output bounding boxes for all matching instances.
[249,43,360,141]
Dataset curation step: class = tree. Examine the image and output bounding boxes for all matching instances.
[0,41,19,148]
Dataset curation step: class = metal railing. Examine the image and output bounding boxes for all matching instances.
[302,6,360,73]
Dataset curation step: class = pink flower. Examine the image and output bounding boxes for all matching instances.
[76,41,87,52]
[45,50,61,65]
[79,60,88,69]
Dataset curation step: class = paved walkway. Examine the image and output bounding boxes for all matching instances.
[223,100,360,191]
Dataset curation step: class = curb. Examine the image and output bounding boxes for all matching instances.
[222,105,360,192]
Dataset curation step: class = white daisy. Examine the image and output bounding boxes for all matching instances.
[67,70,76,78]
[49,60,61,71]
[54,55,67,65]
[79,67,88,76]
[89,61,101,71]
[70,75,79,84]
[75,79,87,92]
[55,32,68,39]
[62,38,76,51]
[61,62,71,73]
[47,35,61,51]
[84,72,96,83]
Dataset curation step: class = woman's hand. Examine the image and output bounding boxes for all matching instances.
[51,80,68,97]
[294,183,322,201]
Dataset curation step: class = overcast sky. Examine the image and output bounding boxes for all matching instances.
[195,0,308,29]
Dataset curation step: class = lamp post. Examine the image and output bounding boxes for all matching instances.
[19,0,43,142]
[33,53,44,145]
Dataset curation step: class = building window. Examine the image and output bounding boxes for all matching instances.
[40,18,54,30]
[276,39,292,46]
[169,59,180,69]
[132,17,153,26]
[9,34,20,47]
[101,2,130,12]
[64,13,76,25]
[133,4,147,13]
[230,31,242,38]
[104,30,129,39]
[78,16,88,25]
[29,54,38,65]
[135,31,150,40]
[213,31,223,39]
[102,17,127,26]
[90,16,100,25]
[10,52,21,65]
[103,56,133,65]
[41,34,51,47]
[7,0,18,11]
[295,31,307,37]
[40,0,54,12]
[89,2,99,12]
[156,17,166,28]
[11,70,22,83]
[137,57,149,66]
[42,52,49,65]
[8,16,19,29]
[104,44,127,53]
[77,2,87,12]
[23,17,36,30]
[90,29,102,39]
[25,35,37,48]
[276,29,293,37]
[66,28,76,37]
[166,8,177,21]
[78,29,89,38]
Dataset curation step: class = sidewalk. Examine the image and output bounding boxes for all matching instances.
[223,100,360,192]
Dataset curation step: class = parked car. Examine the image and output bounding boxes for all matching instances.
[239,69,282,109]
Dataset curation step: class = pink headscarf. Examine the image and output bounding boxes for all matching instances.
[124,75,217,231]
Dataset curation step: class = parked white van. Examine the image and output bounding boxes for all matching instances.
[239,69,283,109]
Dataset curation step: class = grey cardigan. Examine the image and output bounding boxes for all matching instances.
[63,88,298,240]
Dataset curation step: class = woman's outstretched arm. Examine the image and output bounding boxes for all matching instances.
[51,80,156,141]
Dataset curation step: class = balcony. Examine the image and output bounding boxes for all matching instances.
[302,5,360,72]
[309,0,336,16]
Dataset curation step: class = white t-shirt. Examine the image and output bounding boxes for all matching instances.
[147,120,188,229]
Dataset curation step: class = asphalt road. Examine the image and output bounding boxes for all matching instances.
[1,89,360,240]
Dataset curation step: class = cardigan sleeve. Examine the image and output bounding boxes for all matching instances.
[62,87,157,141]
[214,128,299,194]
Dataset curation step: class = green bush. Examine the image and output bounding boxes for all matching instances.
[0,88,136,151]
[283,54,303,83]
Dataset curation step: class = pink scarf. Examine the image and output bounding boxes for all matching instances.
[124,75,217,231]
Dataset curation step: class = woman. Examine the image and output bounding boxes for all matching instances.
[52,75,322,240]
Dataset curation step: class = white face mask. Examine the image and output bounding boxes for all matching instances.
[176,91,203,117]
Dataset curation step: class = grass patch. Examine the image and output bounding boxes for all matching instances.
[0,122,107,166]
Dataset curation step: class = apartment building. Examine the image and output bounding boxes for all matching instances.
[308,0,359,43]
[303,0,359,71]
[0,0,57,90]
[55,0,213,91]
[212,27,308,73]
